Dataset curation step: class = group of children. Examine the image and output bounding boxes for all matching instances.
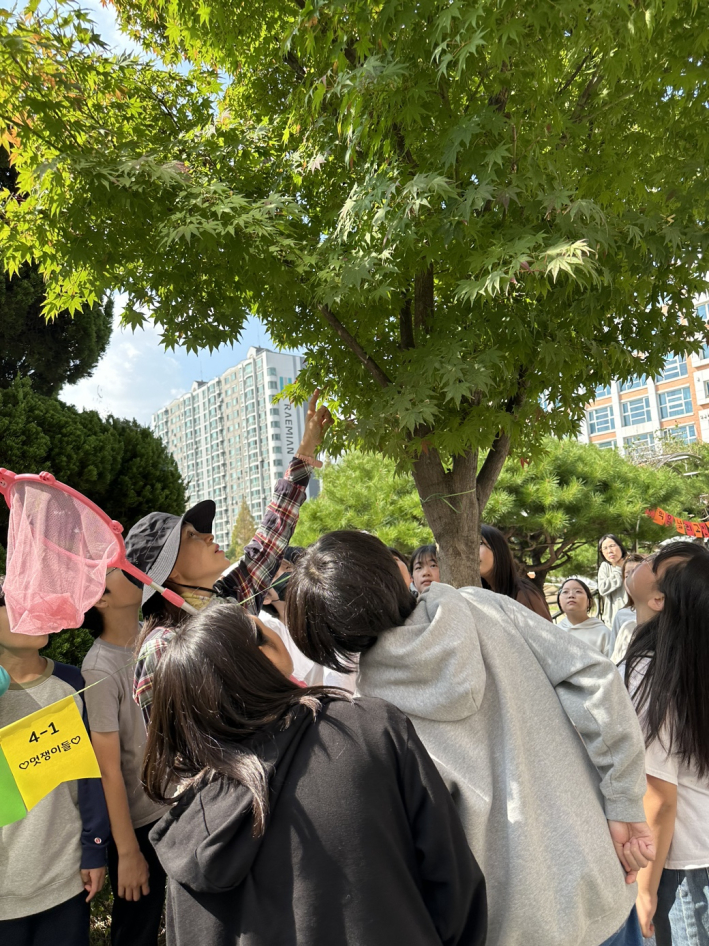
[1,394,708,946]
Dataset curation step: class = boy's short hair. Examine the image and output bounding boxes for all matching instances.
[286,531,417,673]
[79,606,104,637]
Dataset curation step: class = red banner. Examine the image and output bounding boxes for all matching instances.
[645,508,708,539]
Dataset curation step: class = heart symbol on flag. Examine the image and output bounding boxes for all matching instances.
[71,736,81,745]
[19,761,29,770]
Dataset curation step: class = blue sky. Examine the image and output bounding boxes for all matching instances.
[59,2,295,424]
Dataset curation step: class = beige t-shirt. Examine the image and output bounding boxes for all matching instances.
[82,639,166,829]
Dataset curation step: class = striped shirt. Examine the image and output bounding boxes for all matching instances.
[133,457,310,725]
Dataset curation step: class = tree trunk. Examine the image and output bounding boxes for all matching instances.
[412,447,481,587]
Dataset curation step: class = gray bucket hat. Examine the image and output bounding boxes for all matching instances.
[124,500,216,614]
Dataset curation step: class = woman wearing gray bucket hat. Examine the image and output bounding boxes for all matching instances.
[128,390,332,725]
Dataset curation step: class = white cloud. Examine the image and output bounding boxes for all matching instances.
[61,302,284,425]
[60,314,186,424]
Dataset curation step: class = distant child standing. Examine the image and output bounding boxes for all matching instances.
[597,534,628,628]
[81,568,167,946]
[0,577,108,946]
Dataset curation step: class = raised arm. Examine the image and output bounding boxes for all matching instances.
[214,390,332,613]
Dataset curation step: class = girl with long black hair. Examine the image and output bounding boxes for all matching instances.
[142,601,486,946]
[479,525,552,620]
[624,543,709,944]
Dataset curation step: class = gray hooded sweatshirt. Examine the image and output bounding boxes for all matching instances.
[358,583,646,946]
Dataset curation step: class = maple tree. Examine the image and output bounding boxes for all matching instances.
[2,0,709,583]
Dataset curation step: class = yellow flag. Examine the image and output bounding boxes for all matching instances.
[0,695,101,811]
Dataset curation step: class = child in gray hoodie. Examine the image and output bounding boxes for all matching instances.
[286,531,654,946]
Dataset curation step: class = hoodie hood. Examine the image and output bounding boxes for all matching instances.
[556,615,608,632]
[359,582,486,723]
[150,703,317,894]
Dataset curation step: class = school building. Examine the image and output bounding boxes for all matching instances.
[578,294,709,453]
[151,347,318,549]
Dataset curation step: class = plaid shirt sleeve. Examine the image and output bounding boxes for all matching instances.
[213,456,311,614]
[133,457,312,725]
[133,627,177,727]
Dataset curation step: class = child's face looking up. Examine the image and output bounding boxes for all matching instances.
[0,603,48,652]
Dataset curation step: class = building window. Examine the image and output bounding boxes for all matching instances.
[273,447,282,454]
[697,341,709,362]
[595,384,611,398]
[619,375,647,393]
[271,434,281,441]
[705,380,709,399]
[696,303,708,320]
[595,440,617,450]
[660,424,697,445]
[624,433,654,449]
[268,381,278,390]
[587,405,615,435]
[267,367,277,376]
[621,396,652,426]
[656,355,688,383]
[658,386,692,419]
[273,459,284,468]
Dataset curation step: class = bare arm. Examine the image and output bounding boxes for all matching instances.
[636,775,677,938]
[91,731,150,901]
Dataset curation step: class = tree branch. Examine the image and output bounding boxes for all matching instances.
[476,369,528,509]
[557,54,591,96]
[414,264,434,330]
[399,290,415,349]
[317,305,392,389]
[283,51,306,80]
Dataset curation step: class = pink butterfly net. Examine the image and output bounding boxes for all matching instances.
[0,469,196,636]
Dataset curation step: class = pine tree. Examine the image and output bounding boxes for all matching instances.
[227,501,257,562]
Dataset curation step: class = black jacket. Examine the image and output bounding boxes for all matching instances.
[150,696,486,946]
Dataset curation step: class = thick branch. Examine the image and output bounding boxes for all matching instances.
[476,370,529,509]
[399,291,415,349]
[317,305,392,389]
[414,264,434,330]
[283,51,306,80]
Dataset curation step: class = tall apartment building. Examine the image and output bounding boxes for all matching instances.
[151,347,318,549]
[578,295,709,453]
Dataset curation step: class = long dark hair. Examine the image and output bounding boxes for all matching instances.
[142,601,337,834]
[597,533,627,568]
[625,543,709,778]
[480,525,549,614]
[287,531,417,672]
[480,525,521,597]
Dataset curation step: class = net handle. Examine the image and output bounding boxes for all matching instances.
[0,469,199,617]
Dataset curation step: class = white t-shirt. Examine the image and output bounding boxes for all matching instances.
[627,662,709,870]
[258,611,358,693]
[645,734,709,870]
[611,619,637,665]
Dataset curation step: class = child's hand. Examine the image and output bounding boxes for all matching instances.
[81,867,106,902]
[297,389,333,458]
[118,848,151,901]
